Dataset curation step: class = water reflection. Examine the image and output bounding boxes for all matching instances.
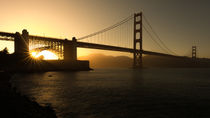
[11,68,210,118]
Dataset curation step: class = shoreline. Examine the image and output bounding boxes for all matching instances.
[0,71,57,118]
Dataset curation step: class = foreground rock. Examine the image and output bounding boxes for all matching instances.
[0,72,57,118]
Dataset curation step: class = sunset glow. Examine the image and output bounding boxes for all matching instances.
[30,50,58,60]
[30,51,37,58]
[1,1,210,118]
[0,0,210,57]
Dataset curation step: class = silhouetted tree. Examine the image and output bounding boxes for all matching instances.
[0,47,9,55]
[0,47,11,70]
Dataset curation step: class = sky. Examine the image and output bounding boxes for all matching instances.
[0,0,210,58]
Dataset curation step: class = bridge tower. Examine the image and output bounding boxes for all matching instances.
[192,46,196,59]
[133,12,143,68]
[64,37,77,62]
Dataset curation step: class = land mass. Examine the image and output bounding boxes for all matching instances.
[79,53,210,68]
[0,72,57,118]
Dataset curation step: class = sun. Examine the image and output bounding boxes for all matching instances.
[31,51,37,58]
[30,50,58,60]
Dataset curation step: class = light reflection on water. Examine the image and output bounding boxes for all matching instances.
[11,68,210,118]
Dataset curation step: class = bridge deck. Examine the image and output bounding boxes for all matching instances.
[0,31,187,59]
[77,41,187,58]
[0,31,15,37]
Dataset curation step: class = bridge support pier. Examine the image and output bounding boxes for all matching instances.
[64,37,77,62]
[14,29,29,58]
[133,12,143,68]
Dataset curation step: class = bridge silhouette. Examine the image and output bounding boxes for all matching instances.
[0,12,192,69]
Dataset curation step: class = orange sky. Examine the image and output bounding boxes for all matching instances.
[0,0,210,58]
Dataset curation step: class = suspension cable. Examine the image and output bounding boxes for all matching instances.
[143,25,171,54]
[143,14,177,55]
[78,15,134,40]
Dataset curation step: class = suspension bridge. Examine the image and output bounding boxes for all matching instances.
[0,12,193,70]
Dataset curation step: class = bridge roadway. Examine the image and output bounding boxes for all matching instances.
[0,31,186,59]
[77,42,186,58]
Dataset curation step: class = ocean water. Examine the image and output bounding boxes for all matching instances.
[11,68,210,118]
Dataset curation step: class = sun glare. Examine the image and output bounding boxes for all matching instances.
[31,51,38,58]
[30,50,58,60]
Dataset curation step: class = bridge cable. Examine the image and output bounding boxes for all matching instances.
[78,15,134,40]
[143,14,177,55]
[183,48,192,57]
[143,25,171,54]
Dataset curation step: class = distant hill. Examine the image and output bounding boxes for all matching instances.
[78,53,210,68]
[144,55,210,68]
[78,54,132,68]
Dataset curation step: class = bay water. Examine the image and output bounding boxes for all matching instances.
[11,68,210,118]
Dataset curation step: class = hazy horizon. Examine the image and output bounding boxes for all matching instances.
[78,53,210,68]
[1,0,210,58]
